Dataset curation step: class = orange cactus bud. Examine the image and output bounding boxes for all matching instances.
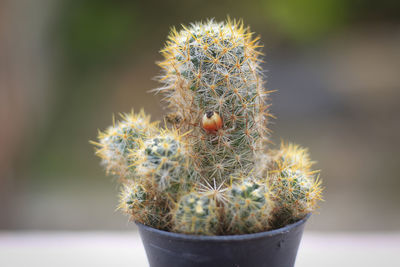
[202,111,223,133]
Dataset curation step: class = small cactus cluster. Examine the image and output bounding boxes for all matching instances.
[92,19,323,235]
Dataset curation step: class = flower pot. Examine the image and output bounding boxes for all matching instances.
[136,213,310,267]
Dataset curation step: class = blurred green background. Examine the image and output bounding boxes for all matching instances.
[1,0,399,231]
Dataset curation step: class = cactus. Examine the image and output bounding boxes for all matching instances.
[267,142,323,226]
[118,181,166,228]
[132,128,196,198]
[92,18,323,236]
[172,192,219,235]
[91,110,158,180]
[156,19,271,183]
[224,178,272,234]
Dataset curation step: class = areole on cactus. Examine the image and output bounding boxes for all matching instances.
[92,18,323,235]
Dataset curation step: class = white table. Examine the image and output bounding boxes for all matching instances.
[1,232,399,266]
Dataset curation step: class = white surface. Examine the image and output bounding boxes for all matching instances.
[0,231,399,267]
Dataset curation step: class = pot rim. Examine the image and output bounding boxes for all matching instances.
[136,213,311,242]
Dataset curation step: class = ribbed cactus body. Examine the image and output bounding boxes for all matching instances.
[172,192,219,235]
[92,111,158,179]
[268,143,323,225]
[225,179,272,234]
[133,129,195,197]
[158,19,270,183]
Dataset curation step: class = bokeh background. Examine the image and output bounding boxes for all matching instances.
[1,0,399,231]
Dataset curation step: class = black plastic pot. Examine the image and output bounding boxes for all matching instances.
[136,213,310,267]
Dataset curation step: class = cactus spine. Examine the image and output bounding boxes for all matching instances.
[92,19,323,236]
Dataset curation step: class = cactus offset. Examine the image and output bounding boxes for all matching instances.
[118,182,166,228]
[92,18,323,236]
[172,192,219,235]
[91,110,158,180]
[267,142,323,226]
[132,128,196,198]
[224,178,272,234]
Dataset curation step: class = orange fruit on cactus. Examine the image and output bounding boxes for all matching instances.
[202,111,223,133]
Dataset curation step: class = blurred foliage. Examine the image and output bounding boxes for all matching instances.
[57,0,138,72]
[54,0,400,72]
[31,1,142,180]
[263,0,348,42]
